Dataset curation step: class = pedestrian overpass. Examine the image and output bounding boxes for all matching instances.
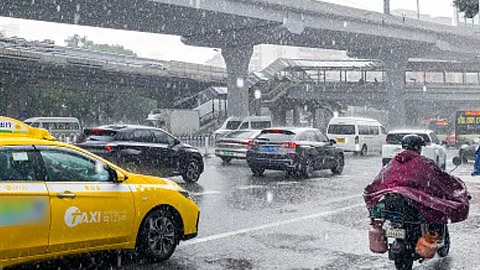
[247,58,480,126]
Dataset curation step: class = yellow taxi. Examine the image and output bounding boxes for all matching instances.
[0,116,200,268]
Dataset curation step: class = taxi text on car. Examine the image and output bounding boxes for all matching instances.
[0,116,200,268]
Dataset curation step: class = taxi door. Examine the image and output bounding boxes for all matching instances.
[0,146,50,260]
[37,146,135,252]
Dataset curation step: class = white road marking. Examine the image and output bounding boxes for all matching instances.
[190,190,222,196]
[182,202,364,246]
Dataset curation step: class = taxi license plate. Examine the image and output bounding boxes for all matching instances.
[336,138,345,143]
[223,151,234,156]
[386,228,406,239]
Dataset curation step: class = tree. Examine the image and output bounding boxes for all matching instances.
[454,0,479,18]
[65,34,136,56]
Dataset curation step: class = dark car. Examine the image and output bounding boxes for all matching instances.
[76,125,203,182]
[246,128,344,178]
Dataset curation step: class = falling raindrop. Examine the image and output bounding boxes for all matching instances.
[236,78,245,88]
[266,191,274,203]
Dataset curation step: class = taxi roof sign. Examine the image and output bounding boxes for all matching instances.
[0,116,55,141]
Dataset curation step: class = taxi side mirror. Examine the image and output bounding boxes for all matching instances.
[110,168,127,183]
[115,171,127,182]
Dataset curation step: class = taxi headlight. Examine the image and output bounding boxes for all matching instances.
[178,190,191,200]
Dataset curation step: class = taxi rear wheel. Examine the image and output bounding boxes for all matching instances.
[137,209,180,262]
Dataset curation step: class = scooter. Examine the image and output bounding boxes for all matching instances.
[369,193,450,270]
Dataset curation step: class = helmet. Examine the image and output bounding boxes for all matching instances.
[401,134,425,152]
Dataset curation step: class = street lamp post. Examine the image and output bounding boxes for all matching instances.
[417,0,421,20]
[253,89,262,116]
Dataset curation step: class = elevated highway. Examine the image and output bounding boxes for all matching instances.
[1,0,480,126]
[0,37,226,116]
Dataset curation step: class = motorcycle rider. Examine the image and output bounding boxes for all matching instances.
[364,134,469,226]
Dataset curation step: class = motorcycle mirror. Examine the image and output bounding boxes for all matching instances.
[452,156,462,166]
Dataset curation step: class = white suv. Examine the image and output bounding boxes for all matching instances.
[382,129,447,170]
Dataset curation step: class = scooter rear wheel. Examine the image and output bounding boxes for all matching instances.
[394,257,413,270]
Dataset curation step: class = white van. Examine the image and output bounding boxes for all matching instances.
[214,116,272,137]
[327,117,387,155]
[23,117,82,143]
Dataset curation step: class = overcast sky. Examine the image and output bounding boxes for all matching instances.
[0,0,458,64]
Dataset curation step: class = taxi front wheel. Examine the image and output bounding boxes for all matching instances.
[137,209,180,262]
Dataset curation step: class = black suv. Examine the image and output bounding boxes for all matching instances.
[246,128,344,178]
[76,125,204,183]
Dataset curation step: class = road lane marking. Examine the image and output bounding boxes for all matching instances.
[182,203,364,246]
[190,190,222,196]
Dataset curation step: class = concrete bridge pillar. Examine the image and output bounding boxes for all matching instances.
[222,46,254,118]
[383,57,408,129]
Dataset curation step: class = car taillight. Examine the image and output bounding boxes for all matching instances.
[105,144,114,151]
[355,136,359,144]
[247,140,256,148]
[281,142,298,148]
[280,142,298,154]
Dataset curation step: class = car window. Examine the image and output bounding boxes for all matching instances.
[152,129,175,145]
[225,130,258,138]
[386,133,431,144]
[256,130,296,142]
[0,149,38,181]
[239,122,249,129]
[133,129,154,143]
[82,129,118,142]
[303,131,318,142]
[430,132,440,144]
[314,130,328,142]
[226,121,242,129]
[380,126,387,135]
[251,121,271,129]
[40,149,111,182]
[358,125,369,135]
[328,124,355,135]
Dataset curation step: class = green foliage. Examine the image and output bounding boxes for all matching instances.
[454,0,479,18]
[19,34,152,126]
[27,88,156,127]
[65,34,136,56]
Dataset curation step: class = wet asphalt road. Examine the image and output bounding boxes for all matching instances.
[17,149,480,270]
[131,149,480,270]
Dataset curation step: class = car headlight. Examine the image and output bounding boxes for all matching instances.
[178,190,191,200]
